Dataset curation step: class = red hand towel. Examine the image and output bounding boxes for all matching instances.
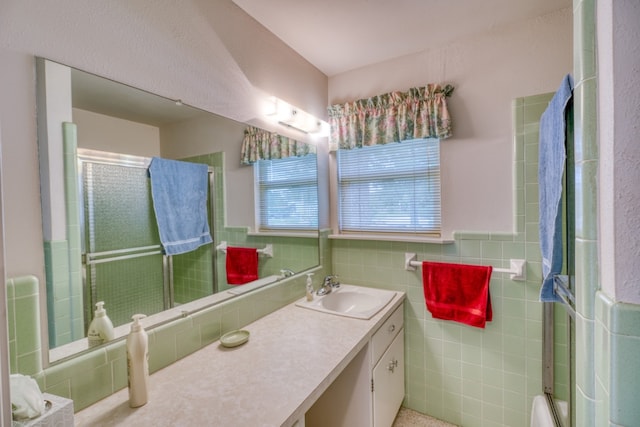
[422,262,493,328]
[226,247,259,285]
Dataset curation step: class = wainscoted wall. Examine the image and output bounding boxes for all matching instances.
[43,123,83,348]
[7,266,327,411]
[9,95,563,425]
[9,95,555,423]
[330,93,560,427]
[6,276,43,376]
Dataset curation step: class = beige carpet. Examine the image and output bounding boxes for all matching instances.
[393,407,458,427]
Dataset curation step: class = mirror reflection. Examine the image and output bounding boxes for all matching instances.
[37,59,320,361]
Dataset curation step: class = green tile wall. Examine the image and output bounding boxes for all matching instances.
[594,293,640,426]
[6,276,42,376]
[572,0,599,426]
[172,244,214,303]
[7,267,327,411]
[172,152,219,303]
[62,123,84,344]
[45,122,84,348]
[44,240,71,346]
[330,93,557,427]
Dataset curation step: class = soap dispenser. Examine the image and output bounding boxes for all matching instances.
[306,273,314,301]
[87,301,115,348]
[126,314,149,408]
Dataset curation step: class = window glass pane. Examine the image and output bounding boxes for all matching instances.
[337,139,440,235]
[256,154,318,230]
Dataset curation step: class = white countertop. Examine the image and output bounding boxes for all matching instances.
[74,290,405,427]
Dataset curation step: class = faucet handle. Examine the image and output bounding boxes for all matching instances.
[324,275,340,288]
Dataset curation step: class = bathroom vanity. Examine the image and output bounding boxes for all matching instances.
[305,299,404,427]
[74,286,405,426]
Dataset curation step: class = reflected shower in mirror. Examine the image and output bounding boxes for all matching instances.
[36,58,320,361]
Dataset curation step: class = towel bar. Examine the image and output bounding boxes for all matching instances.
[404,253,526,281]
[85,245,164,265]
[216,241,273,258]
[553,275,576,318]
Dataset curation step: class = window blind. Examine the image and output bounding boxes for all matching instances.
[256,154,318,231]
[337,138,441,235]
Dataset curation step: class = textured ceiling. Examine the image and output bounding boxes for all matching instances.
[232,0,572,76]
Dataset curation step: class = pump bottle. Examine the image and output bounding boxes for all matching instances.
[87,301,115,348]
[306,273,314,301]
[127,314,149,408]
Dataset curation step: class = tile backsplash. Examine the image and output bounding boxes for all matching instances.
[8,264,326,411]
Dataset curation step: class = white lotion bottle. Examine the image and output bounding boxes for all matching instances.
[87,301,115,348]
[127,314,149,408]
[306,273,314,301]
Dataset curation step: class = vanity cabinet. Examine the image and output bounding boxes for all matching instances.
[305,302,404,427]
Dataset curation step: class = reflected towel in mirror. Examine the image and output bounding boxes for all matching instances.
[148,157,212,255]
[226,247,259,285]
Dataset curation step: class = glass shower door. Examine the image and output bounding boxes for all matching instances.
[81,152,167,329]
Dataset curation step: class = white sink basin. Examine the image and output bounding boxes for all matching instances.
[295,284,397,319]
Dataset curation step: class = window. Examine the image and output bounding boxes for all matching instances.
[337,138,441,236]
[255,154,318,231]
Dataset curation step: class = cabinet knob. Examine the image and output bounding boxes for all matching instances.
[387,358,398,373]
[388,324,396,333]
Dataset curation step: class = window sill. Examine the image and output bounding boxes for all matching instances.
[328,233,454,244]
[247,230,319,238]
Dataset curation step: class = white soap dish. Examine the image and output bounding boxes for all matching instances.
[220,329,250,348]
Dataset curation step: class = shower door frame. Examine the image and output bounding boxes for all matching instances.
[77,149,216,331]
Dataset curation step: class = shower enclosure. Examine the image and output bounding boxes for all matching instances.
[78,149,216,329]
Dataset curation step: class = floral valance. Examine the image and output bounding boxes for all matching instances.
[327,84,453,150]
[240,126,316,165]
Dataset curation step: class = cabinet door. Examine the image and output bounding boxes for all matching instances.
[372,329,404,427]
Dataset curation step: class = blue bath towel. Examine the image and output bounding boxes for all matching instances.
[538,74,573,302]
[148,157,212,255]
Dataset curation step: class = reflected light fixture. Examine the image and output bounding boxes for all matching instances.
[266,96,328,135]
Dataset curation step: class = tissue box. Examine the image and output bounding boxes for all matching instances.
[12,393,74,427]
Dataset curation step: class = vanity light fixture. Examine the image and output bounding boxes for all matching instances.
[266,96,328,135]
[279,108,321,134]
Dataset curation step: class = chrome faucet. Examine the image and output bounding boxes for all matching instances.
[316,275,340,296]
[280,269,295,278]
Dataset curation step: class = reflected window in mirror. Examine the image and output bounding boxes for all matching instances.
[256,154,318,231]
[240,125,318,234]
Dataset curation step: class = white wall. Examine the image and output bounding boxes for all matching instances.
[0,0,328,283]
[37,60,73,241]
[73,109,161,157]
[329,8,573,237]
[0,50,44,279]
[0,123,12,427]
[597,0,640,304]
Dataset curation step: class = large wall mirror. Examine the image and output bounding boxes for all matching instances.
[36,58,320,363]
